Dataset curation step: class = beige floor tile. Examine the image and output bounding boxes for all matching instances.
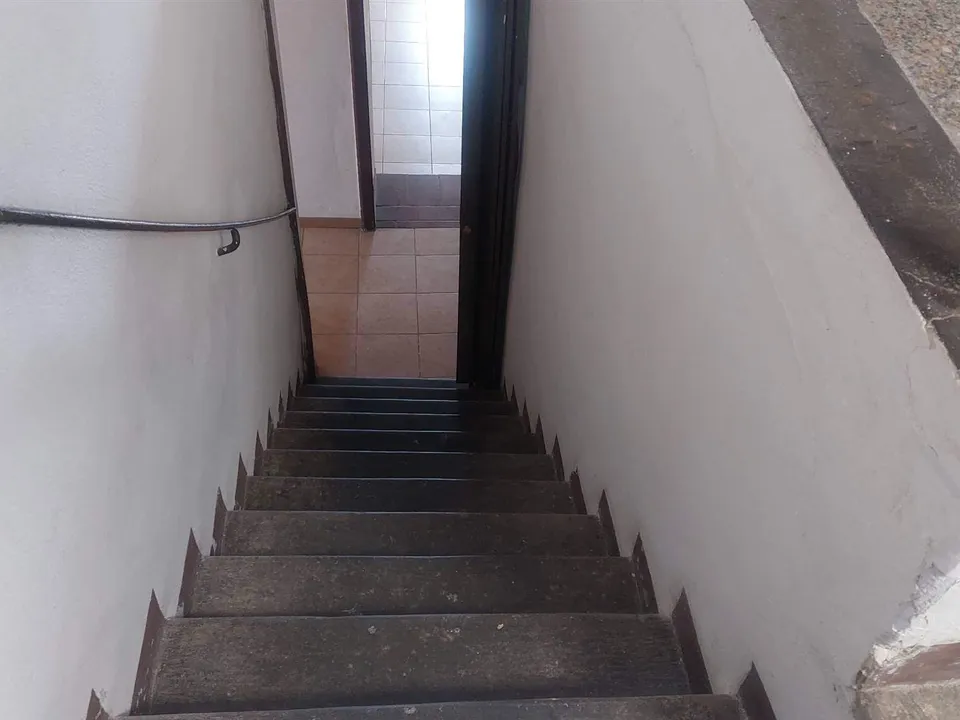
[416,255,459,293]
[415,228,460,255]
[358,294,418,334]
[301,228,360,255]
[304,255,359,294]
[417,293,458,334]
[314,335,357,377]
[308,294,358,335]
[360,255,417,294]
[419,333,457,378]
[357,334,420,377]
[360,229,416,256]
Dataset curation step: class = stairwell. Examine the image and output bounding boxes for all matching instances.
[131,377,742,720]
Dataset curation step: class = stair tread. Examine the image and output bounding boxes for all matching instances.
[149,614,689,714]
[224,511,606,556]
[281,412,524,432]
[261,450,556,481]
[289,398,515,416]
[311,377,460,389]
[135,695,742,720]
[188,556,640,617]
[300,385,505,402]
[270,429,540,454]
[244,477,576,513]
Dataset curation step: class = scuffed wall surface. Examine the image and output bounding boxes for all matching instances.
[503,2,960,720]
[0,2,302,718]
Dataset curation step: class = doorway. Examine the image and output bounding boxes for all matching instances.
[326,0,526,385]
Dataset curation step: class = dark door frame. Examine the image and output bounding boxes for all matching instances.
[346,0,376,231]
[457,0,531,389]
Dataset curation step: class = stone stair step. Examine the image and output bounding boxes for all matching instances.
[312,377,459,389]
[281,412,524,433]
[136,696,742,720]
[243,477,576,514]
[147,614,689,714]
[300,385,505,402]
[269,429,539,454]
[260,450,556,481]
[288,398,515,416]
[187,556,640,617]
[223,511,606,556]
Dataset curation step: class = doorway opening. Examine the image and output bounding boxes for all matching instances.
[370,0,464,227]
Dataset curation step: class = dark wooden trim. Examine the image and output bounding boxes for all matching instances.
[672,590,713,695]
[299,217,363,229]
[568,469,587,516]
[550,437,564,484]
[597,490,620,556]
[177,531,202,614]
[129,592,164,714]
[234,455,249,511]
[458,0,531,388]
[738,664,779,720]
[85,691,110,720]
[346,0,376,232]
[631,533,659,615]
[262,0,316,379]
[534,416,546,454]
[213,487,229,554]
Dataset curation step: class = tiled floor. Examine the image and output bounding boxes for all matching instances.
[303,227,460,378]
[370,0,464,176]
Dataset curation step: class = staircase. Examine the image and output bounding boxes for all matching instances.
[136,377,741,720]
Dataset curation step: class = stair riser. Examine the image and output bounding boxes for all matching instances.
[289,398,515,415]
[223,512,607,556]
[187,557,640,617]
[312,377,459,389]
[260,451,556,481]
[300,386,505,402]
[269,430,539,454]
[281,413,524,432]
[149,615,689,714]
[244,478,576,514]
[134,696,744,720]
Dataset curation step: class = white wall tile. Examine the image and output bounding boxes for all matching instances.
[429,86,462,111]
[384,84,430,110]
[386,41,428,64]
[431,135,461,164]
[429,111,461,137]
[384,134,432,163]
[386,21,426,43]
[385,62,428,86]
[383,109,431,136]
[382,162,432,175]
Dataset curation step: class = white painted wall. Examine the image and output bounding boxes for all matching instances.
[0,2,303,718]
[504,3,960,719]
[274,0,361,219]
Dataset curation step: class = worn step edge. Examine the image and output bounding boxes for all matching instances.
[135,695,743,720]
[300,386,505,402]
[312,377,460,389]
[281,412,524,432]
[222,511,606,556]
[269,429,539,454]
[289,398,516,416]
[243,477,576,513]
[186,556,640,617]
[148,614,690,714]
[260,450,557,481]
